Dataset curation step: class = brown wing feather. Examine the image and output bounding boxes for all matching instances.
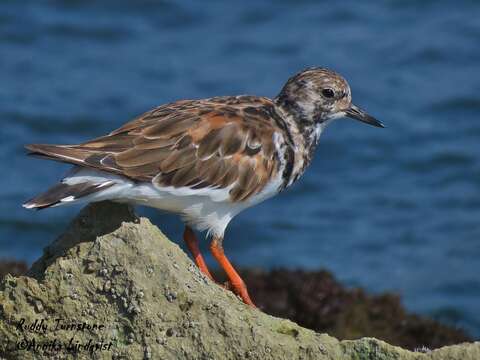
[26,96,281,202]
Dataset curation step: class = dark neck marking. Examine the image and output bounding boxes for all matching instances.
[268,106,295,147]
[275,93,310,127]
[273,97,323,190]
[282,146,295,190]
[267,105,296,190]
[275,94,319,150]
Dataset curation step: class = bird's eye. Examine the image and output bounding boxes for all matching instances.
[322,88,335,98]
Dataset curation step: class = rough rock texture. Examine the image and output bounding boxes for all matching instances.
[0,201,478,359]
[0,265,471,350]
[229,269,471,350]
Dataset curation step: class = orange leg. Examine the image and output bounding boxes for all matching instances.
[183,226,214,281]
[210,236,256,307]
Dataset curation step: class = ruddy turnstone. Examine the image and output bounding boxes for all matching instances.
[24,67,383,307]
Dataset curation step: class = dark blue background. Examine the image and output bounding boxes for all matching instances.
[1,1,479,337]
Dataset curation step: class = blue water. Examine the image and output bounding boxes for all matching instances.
[1,0,479,337]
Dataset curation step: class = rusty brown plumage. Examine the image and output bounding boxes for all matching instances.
[26,96,281,202]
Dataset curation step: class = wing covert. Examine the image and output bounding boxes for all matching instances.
[73,97,281,201]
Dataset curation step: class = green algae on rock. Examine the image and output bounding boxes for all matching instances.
[0,201,478,359]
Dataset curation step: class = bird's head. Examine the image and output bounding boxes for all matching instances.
[275,67,384,128]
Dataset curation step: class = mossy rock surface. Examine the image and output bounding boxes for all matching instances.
[0,201,478,359]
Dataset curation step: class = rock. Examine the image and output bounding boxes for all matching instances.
[229,269,472,350]
[0,201,478,359]
[0,264,472,350]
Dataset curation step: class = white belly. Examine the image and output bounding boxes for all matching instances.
[63,168,282,237]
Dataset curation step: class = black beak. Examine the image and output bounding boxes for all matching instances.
[345,104,384,128]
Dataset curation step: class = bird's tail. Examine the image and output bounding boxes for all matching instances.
[25,143,95,167]
[23,181,115,210]
[23,143,120,210]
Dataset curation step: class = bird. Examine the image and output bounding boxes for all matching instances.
[23,67,383,307]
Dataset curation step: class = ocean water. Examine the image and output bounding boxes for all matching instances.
[1,0,479,337]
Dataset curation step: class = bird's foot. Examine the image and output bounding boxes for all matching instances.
[210,238,256,307]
